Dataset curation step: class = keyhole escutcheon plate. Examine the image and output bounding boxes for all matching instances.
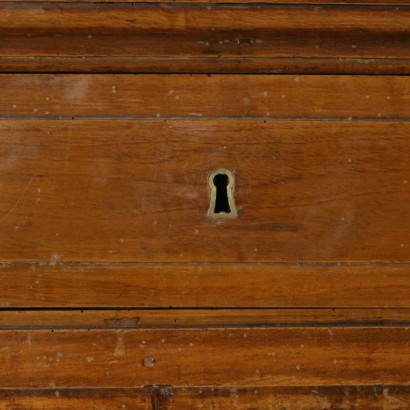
[207,168,238,219]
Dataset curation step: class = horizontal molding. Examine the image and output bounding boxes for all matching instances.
[0,4,409,73]
[2,0,410,3]
[2,57,410,74]
[2,4,409,31]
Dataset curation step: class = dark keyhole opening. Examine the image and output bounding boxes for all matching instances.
[213,173,231,214]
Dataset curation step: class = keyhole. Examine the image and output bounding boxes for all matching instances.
[207,169,238,219]
[213,174,231,214]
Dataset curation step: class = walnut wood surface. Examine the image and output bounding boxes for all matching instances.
[1,3,409,403]
[4,57,410,75]
[1,74,409,120]
[1,120,409,262]
[1,263,409,308]
[2,0,410,3]
[0,327,408,388]
[159,386,410,410]
[0,386,410,410]
[1,308,409,328]
[1,386,409,410]
[3,4,408,31]
[0,389,152,409]
[0,4,409,74]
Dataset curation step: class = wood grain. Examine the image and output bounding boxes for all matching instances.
[1,74,409,119]
[156,386,410,410]
[1,386,409,410]
[1,0,408,404]
[3,57,410,75]
[0,389,151,410]
[1,120,410,262]
[0,327,408,388]
[3,5,409,32]
[2,0,410,3]
[1,263,409,308]
[1,308,409,328]
[0,4,409,74]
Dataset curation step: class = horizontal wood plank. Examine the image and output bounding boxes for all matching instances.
[2,0,410,3]
[0,389,151,409]
[1,74,409,119]
[3,5,409,32]
[0,327,408,388]
[1,120,410,262]
[1,308,409,329]
[1,386,409,410]
[157,386,410,410]
[1,263,409,308]
[0,4,409,73]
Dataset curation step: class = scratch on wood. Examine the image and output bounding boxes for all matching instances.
[0,177,33,224]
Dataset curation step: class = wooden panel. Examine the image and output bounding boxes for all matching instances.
[1,120,410,262]
[3,5,409,32]
[0,386,410,410]
[157,386,410,410]
[2,386,409,410]
[1,263,409,308]
[0,4,409,74]
[1,308,409,329]
[1,74,409,120]
[0,327,408,388]
[0,389,151,409]
[1,1,407,405]
[2,0,410,3]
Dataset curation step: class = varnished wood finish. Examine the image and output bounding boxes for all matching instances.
[1,74,410,119]
[157,386,410,410]
[3,5,408,31]
[1,308,409,328]
[4,57,410,75]
[1,386,409,410]
[156,386,410,410]
[1,263,409,308]
[0,4,409,74]
[0,389,151,409]
[0,386,410,410]
[2,0,410,3]
[2,0,410,405]
[1,120,410,262]
[0,327,408,388]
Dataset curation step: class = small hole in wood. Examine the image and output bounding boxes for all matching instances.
[143,356,156,368]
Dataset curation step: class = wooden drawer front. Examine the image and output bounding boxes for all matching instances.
[1,73,410,310]
[1,75,410,263]
[1,119,410,263]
